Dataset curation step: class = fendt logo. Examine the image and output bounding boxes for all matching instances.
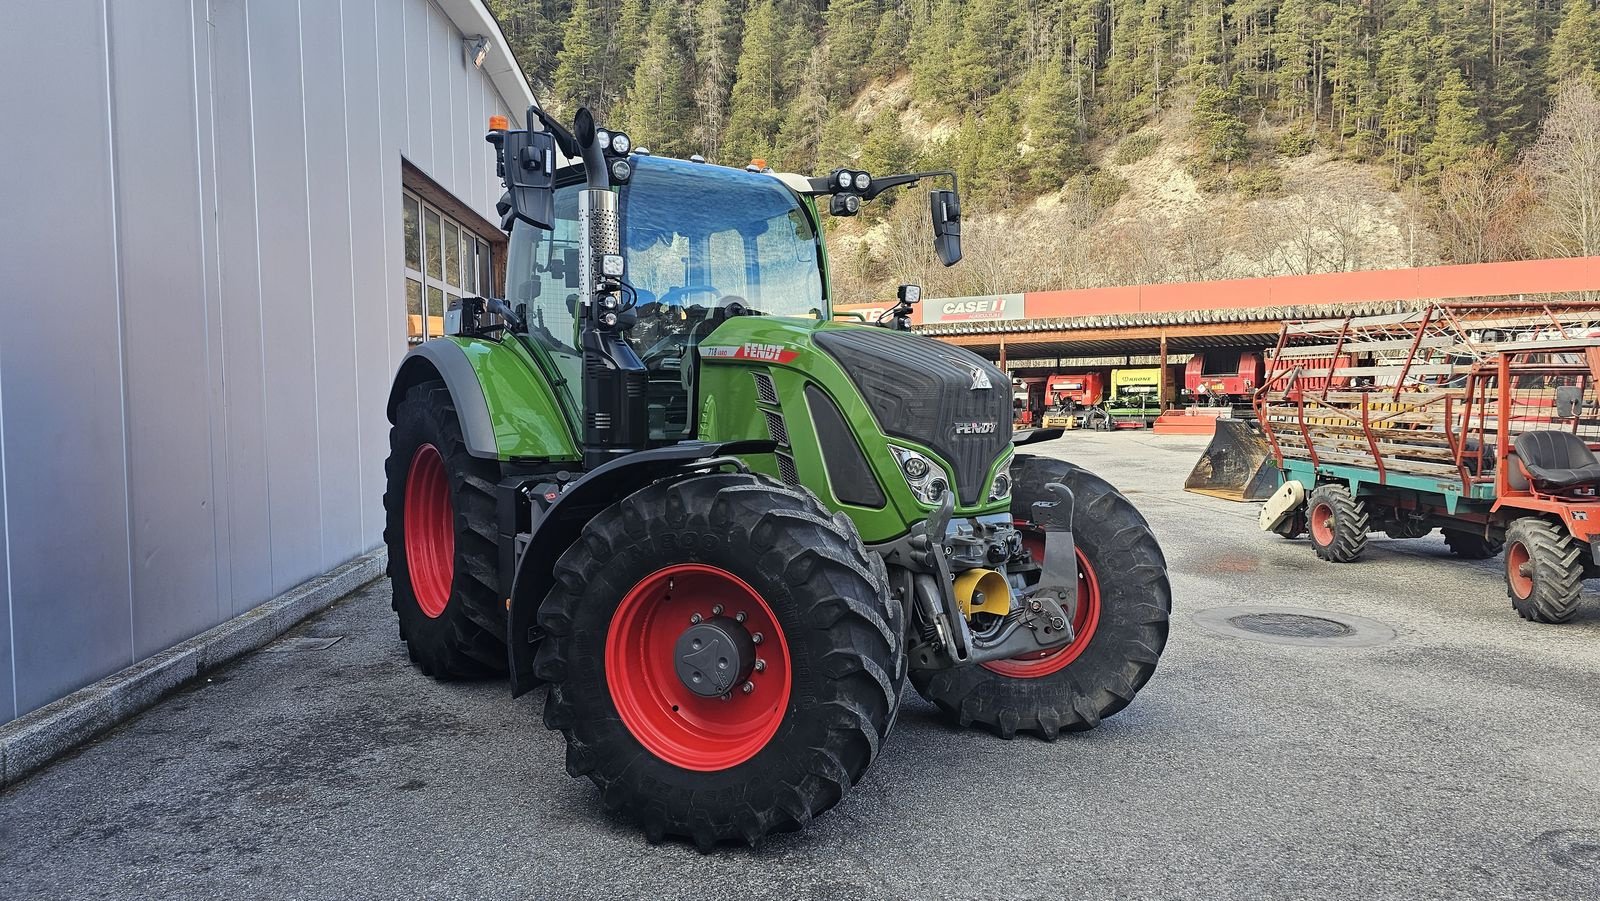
[930,293,1025,324]
[953,421,998,435]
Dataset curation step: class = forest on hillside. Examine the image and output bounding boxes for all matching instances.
[487,0,1600,296]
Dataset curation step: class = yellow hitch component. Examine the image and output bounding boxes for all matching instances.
[953,568,1012,618]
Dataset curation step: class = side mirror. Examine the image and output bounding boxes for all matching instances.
[930,189,962,266]
[1556,384,1583,418]
[498,127,557,230]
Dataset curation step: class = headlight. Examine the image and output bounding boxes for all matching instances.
[854,172,871,190]
[988,453,1014,502]
[890,446,952,506]
[611,131,631,154]
[837,170,853,189]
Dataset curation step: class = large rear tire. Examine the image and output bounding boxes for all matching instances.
[383,381,507,678]
[534,472,904,849]
[1504,517,1584,624]
[910,456,1170,739]
[1307,484,1368,563]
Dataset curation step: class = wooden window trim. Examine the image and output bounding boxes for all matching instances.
[401,157,507,295]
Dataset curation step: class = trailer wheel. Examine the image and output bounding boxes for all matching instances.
[1307,484,1368,563]
[383,381,507,679]
[1442,528,1503,560]
[1504,518,1584,624]
[910,456,1169,739]
[533,472,903,849]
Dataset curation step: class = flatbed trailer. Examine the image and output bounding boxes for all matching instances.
[1255,301,1600,623]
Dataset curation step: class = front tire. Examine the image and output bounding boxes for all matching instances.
[1504,517,1584,623]
[911,456,1170,739]
[1307,484,1368,563]
[383,381,507,678]
[534,472,904,849]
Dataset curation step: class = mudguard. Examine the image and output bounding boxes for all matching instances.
[388,338,580,461]
[389,341,499,457]
[506,439,777,696]
[1013,427,1065,446]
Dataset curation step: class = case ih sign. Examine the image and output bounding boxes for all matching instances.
[928,294,1025,324]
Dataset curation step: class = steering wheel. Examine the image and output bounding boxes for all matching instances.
[658,285,723,309]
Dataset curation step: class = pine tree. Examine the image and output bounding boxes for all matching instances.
[1192,74,1249,167]
[775,45,832,172]
[1550,0,1600,89]
[1023,57,1086,192]
[860,106,917,177]
[952,0,1019,108]
[910,0,962,109]
[553,0,611,116]
[723,0,790,164]
[689,0,740,160]
[619,0,693,157]
[1488,0,1547,147]
[827,0,883,95]
[1424,69,1487,178]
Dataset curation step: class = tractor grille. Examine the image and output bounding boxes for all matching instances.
[776,451,800,486]
[814,327,1010,505]
[763,409,789,446]
[752,370,779,405]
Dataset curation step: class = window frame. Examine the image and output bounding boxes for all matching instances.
[402,189,494,345]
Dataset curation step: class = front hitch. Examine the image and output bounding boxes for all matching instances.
[900,482,1081,670]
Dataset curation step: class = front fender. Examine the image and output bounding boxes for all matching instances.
[388,338,579,461]
[506,440,776,695]
[389,341,500,457]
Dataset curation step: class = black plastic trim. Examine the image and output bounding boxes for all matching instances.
[805,384,887,509]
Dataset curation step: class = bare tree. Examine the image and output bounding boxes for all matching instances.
[1431,147,1533,263]
[1525,79,1600,259]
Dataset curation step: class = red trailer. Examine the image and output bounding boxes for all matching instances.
[1183,351,1264,404]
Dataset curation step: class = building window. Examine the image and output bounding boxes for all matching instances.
[402,190,493,344]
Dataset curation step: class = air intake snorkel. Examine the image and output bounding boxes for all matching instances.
[570,106,647,469]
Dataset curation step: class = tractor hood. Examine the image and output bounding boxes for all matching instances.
[810,326,1011,507]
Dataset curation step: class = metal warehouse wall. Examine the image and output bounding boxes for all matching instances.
[0,0,522,723]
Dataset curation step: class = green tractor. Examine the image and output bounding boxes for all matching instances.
[383,103,1171,849]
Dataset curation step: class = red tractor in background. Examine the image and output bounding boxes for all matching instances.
[1183,351,1263,405]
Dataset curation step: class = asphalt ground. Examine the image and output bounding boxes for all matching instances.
[2,433,1599,900]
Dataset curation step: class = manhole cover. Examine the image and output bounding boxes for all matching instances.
[1227,613,1352,639]
[1191,606,1395,647]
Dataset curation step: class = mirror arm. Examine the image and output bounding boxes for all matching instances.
[862,169,958,202]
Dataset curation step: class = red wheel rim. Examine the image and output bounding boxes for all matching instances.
[606,564,792,771]
[1506,541,1533,600]
[404,444,453,618]
[1309,502,1335,546]
[983,527,1101,679]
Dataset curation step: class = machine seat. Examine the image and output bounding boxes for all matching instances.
[1512,430,1600,490]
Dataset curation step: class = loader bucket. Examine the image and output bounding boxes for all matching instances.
[1183,419,1278,502]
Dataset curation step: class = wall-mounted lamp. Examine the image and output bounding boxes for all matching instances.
[464,35,489,68]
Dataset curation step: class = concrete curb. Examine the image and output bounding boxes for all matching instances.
[0,549,387,790]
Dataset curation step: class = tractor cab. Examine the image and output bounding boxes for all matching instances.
[505,155,827,441]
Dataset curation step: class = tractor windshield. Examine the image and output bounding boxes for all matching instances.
[621,156,825,318]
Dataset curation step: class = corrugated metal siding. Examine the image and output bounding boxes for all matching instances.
[0,0,521,723]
